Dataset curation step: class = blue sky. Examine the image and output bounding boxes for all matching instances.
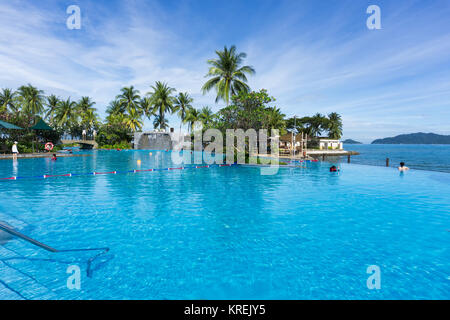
[0,0,449,142]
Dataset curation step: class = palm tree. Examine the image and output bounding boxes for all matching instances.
[327,112,343,139]
[82,109,99,133]
[124,107,143,132]
[77,96,96,114]
[184,107,200,133]
[0,88,17,118]
[53,98,78,129]
[44,94,60,121]
[152,115,168,130]
[202,45,255,105]
[140,96,155,121]
[172,92,193,132]
[116,86,141,115]
[199,106,214,127]
[265,107,286,133]
[106,99,123,119]
[17,84,45,119]
[307,113,327,137]
[147,81,175,130]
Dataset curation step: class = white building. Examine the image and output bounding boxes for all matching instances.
[319,139,343,150]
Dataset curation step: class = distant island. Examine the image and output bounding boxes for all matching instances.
[371,132,450,144]
[343,139,362,144]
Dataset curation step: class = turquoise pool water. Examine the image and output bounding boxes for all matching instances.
[0,150,449,299]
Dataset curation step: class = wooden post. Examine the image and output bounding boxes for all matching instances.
[347,155,351,163]
[386,158,389,167]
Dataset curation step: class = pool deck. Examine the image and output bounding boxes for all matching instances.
[0,153,92,160]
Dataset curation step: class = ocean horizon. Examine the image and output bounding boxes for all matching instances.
[338,144,450,173]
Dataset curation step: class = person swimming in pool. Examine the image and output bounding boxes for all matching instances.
[330,165,339,172]
[398,162,409,171]
[51,153,57,161]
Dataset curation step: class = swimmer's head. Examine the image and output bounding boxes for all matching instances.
[400,162,405,167]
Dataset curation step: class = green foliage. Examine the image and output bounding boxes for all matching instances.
[98,141,131,150]
[95,122,131,148]
[202,45,255,105]
[286,112,343,139]
[214,89,285,133]
[147,81,176,129]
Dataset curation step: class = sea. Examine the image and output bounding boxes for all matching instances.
[337,144,450,173]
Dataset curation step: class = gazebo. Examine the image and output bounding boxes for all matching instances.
[30,118,54,152]
[279,132,308,157]
[0,120,23,130]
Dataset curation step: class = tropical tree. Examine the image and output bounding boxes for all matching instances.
[17,84,45,120]
[44,94,60,121]
[77,96,96,114]
[152,115,168,130]
[106,99,123,120]
[147,81,175,130]
[327,112,343,139]
[265,107,286,134]
[53,98,78,130]
[199,106,214,128]
[116,86,141,115]
[202,45,255,105]
[0,88,17,118]
[77,96,98,133]
[124,107,143,132]
[172,92,193,132]
[184,107,200,132]
[140,96,155,121]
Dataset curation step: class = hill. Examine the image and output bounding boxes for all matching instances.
[343,139,362,144]
[371,132,450,144]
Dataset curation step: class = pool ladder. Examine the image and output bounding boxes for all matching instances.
[0,222,110,277]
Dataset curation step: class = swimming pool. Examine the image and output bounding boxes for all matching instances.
[0,150,449,299]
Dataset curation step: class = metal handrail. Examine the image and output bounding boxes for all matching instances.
[0,223,58,252]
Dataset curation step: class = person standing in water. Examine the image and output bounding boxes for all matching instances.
[11,141,18,159]
[398,162,409,171]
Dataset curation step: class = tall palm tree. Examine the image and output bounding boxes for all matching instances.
[148,81,175,130]
[172,92,193,132]
[106,99,123,119]
[117,86,141,115]
[124,107,143,132]
[44,94,60,121]
[202,45,255,105]
[152,115,168,130]
[140,96,155,121]
[0,88,17,117]
[53,98,78,129]
[265,107,286,133]
[184,107,200,133]
[199,106,214,127]
[17,84,45,119]
[77,96,96,114]
[82,109,99,133]
[327,112,343,139]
